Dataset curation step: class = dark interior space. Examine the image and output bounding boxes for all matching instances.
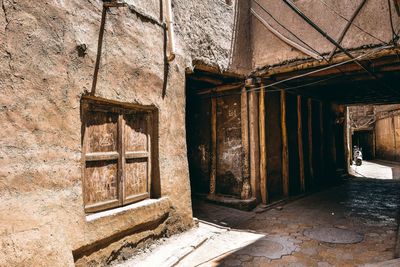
[311,100,322,186]
[335,123,346,171]
[216,94,243,197]
[352,130,374,160]
[286,93,301,195]
[301,97,311,191]
[265,91,283,202]
[186,85,211,195]
[185,51,400,209]
[185,70,243,198]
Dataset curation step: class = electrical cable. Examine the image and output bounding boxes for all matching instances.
[252,0,386,95]
[388,0,400,43]
[317,0,388,45]
[327,0,367,61]
[253,0,322,58]
[248,44,389,93]
[283,0,400,97]
[252,0,362,96]
[251,8,322,60]
[197,44,393,100]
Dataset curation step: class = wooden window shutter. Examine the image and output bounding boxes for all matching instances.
[82,100,153,213]
[83,108,121,212]
[123,111,152,205]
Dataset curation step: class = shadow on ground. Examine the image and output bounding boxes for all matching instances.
[191,175,400,267]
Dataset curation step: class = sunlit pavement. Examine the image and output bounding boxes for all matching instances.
[189,176,400,267]
[351,160,400,180]
[118,165,400,267]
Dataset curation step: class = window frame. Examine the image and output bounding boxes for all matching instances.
[81,97,157,213]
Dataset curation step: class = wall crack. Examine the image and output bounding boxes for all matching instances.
[1,0,13,73]
[1,0,10,30]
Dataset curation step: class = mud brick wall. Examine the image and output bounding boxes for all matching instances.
[375,114,400,161]
[251,0,399,68]
[215,94,244,197]
[0,0,237,266]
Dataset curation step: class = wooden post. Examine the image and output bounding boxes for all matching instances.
[331,125,337,168]
[344,107,351,174]
[281,91,289,198]
[392,116,397,161]
[210,97,217,196]
[249,90,260,201]
[319,101,325,177]
[241,87,251,199]
[308,99,314,184]
[297,96,305,193]
[330,104,337,168]
[372,130,376,159]
[259,85,268,204]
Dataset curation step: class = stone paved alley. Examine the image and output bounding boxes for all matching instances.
[118,161,400,266]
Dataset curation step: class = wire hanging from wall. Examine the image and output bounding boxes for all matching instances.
[317,0,388,45]
[388,0,400,43]
[198,44,394,100]
[252,0,323,60]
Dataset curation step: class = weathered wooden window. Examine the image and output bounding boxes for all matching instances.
[81,99,155,213]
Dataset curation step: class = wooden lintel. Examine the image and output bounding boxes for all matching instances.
[281,91,289,198]
[82,95,157,112]
[196,82,243,95]
[256,47,400,78]
[189,75,224,85]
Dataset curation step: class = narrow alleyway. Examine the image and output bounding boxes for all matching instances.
[186,176,400,266]
[116,162,400,266]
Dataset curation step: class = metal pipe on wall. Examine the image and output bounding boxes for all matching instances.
[165,0,176,61]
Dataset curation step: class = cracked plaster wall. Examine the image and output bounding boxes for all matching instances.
[0,0,237,265]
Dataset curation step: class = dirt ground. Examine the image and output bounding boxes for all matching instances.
[119,160,400,267]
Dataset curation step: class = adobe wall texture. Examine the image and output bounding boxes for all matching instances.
[0,0,237,266]
[375,108,400,161]
[251,0,400,68]
[349,105,400,161]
